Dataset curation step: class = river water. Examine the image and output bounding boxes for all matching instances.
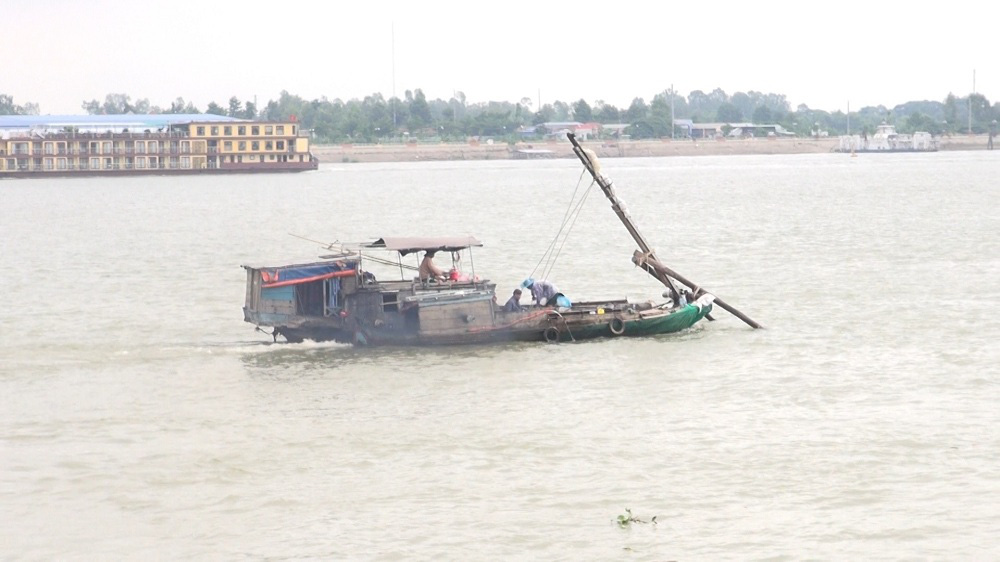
[1,152,997,560]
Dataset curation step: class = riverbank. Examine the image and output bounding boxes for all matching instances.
[313,134,993,163]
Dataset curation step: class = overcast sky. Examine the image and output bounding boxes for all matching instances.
[6,0,995,115]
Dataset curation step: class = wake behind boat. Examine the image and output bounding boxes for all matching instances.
[240,133,759,346]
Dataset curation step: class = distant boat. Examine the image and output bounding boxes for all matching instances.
[836,122,937,153]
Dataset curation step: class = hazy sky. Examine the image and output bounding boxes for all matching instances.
[6,0,995,115]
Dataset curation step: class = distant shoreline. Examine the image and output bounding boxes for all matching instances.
[314,135,993,163]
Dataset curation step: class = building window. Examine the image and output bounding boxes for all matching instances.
[148,141,158,153]
[136,156,146,169]
[135,141,145,154]
[149,157,158,168]
[265,125,273,135]
[102,142,112,154]
[223,141,233,151]
[57,158,67,169]
[181,156,190,169]
[44,158,54,170]
[197,126,205,135]
[276,140,285,150]
[238,126,246,135]
[292,126,296,135]
[44,143,54,155]
[251,141,259,150]
[181,141,190,152]
[265,141,273,150]
[104,158,113,169]
[90,157,100,168]
[270,154,276,161]
[238,141,246,151]
[224,126,232,135]
[276,125,285,135]
[210,126,219,135]
[251,126,259,135]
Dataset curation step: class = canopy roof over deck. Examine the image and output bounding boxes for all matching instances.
[363,236,483,256]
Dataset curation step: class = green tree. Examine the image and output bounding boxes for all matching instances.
[81,99,102,114]
[572,99,593,121]
[228,97,243,117]
[165,97,200,114]
[593,100,620,123]
[649,92,672,131]
[407,88,432,130]
[242,101,257,120]
[1,93,38,115]
[752,105,773,123]
[552,101,571,121]
[943,93,959,132]
[101,93,134,114]
[532,103,556,125]
[716,102,742,122]
[205,101,226,116]
[969,93,992,132]
[624,98,648,123]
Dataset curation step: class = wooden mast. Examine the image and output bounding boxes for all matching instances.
[566,132,762,329]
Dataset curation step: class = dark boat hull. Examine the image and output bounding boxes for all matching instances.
[265,302,712,347]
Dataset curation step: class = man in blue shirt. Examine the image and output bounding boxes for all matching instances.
[503,289,525,312]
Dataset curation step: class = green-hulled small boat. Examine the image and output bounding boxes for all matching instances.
[241,133,758,346]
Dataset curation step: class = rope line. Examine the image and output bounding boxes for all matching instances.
[528,168,593,282]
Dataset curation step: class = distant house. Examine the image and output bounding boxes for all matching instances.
[673,119,694,137]
[539,122,582,139]
[574,122,601,140]
[517,125,540,139]
[726,123,796,137]
[602,124,629,138]
[690,122,725,139]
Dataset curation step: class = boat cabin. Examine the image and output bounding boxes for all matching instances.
[242,236,499,344]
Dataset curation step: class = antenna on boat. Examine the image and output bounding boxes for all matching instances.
[566,133,762,329]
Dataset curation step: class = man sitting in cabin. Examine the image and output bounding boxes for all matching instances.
[419,250,447,282]
[503,289,525,312]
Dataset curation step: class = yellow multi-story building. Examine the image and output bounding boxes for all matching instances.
[0,114,317,177]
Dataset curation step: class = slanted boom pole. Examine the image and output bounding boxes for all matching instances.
[567,133,679,299]
[566,132,762,329]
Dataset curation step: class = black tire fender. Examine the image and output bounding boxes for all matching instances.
[543,326,560,343]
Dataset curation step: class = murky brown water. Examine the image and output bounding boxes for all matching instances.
[2,152,998,559]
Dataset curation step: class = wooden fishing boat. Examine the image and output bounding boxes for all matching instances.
[241,133,759,346]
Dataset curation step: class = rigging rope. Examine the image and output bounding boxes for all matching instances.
[527,168,595,282]
[542,180,596,280]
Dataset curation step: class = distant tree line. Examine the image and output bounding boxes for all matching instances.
[0,94,39,116]
[3,89,998,142]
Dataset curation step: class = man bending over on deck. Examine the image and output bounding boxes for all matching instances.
[419,251,447,282]
[521,278,571,308]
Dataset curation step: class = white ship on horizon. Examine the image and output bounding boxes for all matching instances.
[837,122,937,153]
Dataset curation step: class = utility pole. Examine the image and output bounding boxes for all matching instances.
[969,69,975,135]
[847,101,850,136]
[392,22,396,130]
[670,83,675,140]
